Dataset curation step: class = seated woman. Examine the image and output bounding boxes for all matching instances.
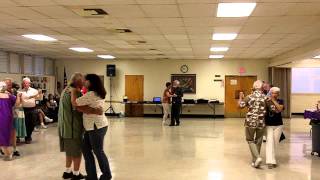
[43,94,58,121]
[265,87,285,169]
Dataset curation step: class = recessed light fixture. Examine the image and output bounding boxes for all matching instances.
[313,55,320,59]
[212,33,237,40]
[209,55,224,59]
[97,55,116,59]
[69,47,94,52]
[22,34,57,41]
[210,47,229,52]
[217,3,257,17]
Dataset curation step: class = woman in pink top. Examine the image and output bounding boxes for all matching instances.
[162,82,174,125]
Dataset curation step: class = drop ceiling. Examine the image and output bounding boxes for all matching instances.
[0,0,320,60]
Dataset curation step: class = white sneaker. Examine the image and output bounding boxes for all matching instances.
[34,126,40,132]
[44,116,53,123]
[40,124,48,129]
[254,157,263,168]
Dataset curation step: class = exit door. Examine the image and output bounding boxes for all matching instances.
[225,75,257,118]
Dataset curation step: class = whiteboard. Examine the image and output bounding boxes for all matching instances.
[292,68,320,93]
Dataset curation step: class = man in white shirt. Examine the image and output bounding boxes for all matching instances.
[20,77,39,144]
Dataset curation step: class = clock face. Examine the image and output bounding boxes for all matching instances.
[180,65,189,73]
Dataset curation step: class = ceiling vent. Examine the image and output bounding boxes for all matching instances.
[70,8,108,18]
[116,28,132,33]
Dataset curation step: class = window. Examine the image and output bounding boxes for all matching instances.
[292,68,320,93]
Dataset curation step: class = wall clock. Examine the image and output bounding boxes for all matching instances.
[180,64,189,73]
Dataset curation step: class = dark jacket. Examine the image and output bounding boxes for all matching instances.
[172,87,183,104]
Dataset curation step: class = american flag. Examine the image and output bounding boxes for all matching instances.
[63,67,67,88]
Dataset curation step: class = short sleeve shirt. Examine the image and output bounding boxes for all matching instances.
[76,91,108,131]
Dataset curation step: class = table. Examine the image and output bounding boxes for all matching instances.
[304,109,320,120]
[304,109,320,156]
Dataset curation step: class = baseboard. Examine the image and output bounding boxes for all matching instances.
[291,113,304,116]
[144,114,224,118]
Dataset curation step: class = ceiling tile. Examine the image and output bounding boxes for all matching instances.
[141,5,180,17]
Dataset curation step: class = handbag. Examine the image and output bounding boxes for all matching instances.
[279,132,285,142]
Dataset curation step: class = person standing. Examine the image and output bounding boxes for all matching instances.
[4,78,24,156]
[239,80,267,168]
[170,80,183,126]
[265,87,284,169]
[20,77,39,144]
[71,74,112,180]
[58,73,97,180]
[0,81,20,161]
[162,82,173,125]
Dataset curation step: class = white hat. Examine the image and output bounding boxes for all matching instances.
[0,81,7,92]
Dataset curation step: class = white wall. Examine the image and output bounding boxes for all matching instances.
[55,59,269,113]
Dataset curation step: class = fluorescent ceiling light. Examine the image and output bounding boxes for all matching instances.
[210,47,229,52]
[209,55,224,59]
[69,47,94,52]
[313,55,320,59]
[22,34,57,41]
[212,33,237,40]
[217,3,257,17]
[97,55,116,59]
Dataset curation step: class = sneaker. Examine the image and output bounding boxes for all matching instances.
[71,173,85,180]
[251,162,255,167]
[254,157,263,168]
[62,172,73,179]
[34,126,40,132]
[45,116,53,123]
[13,151,20,157]
[40,124,48,129]
[3,156,14,161]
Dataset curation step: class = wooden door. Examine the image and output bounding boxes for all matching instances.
[125,75,144,117]
[225,76,257,118]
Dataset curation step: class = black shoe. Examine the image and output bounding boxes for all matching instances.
[72,173,85,180]
[25,137,32,144]
[13,151,20,156]
[0,149,4,155]
[62,172,73,179]
[176,123,180,126]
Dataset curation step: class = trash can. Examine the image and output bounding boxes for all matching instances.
[310,119,320,156]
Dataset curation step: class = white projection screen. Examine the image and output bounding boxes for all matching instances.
[292,68,320,94]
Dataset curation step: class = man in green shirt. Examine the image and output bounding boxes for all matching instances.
[58,73,103,180]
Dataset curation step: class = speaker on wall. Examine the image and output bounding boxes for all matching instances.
[107,64,116,77]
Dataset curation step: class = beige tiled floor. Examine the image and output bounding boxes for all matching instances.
[1,117,319,180]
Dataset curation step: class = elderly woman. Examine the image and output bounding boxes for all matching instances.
[239,80,268,168]
[58,73,102,180]
[265,87,284,169]
[0,81,21,161]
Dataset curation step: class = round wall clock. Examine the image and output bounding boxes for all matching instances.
[180,64,189,73]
